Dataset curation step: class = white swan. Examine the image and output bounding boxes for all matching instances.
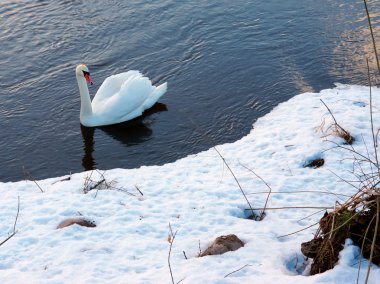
[75,64,167,127]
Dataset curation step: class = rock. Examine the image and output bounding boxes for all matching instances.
[200,234,244,257]
[57,217,96,229]
[304,158,324,168]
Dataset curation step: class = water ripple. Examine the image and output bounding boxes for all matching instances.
[0,0,378,181]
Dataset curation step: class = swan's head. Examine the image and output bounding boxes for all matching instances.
[76,64,93,85]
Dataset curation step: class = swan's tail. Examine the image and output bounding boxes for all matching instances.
[144,82,167,110]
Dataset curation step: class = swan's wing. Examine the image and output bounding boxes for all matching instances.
[92,73,155,121]
[142,82,167,110]
[92,71,142,104]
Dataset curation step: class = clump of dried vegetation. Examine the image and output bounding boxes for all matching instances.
[302,195,379,276]
[319,99,355,145]
[83,169,143,198]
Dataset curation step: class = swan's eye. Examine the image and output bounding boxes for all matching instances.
[83,71,90,76]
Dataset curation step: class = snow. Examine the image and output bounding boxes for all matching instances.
[1,84,380,283]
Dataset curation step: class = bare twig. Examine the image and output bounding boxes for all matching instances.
[245,206,334,211]
[297,209,326,222]
[0,233,17,247]
[198,240,202,257]
[185,113,255,218]
[240,162,271,220]
[366,58,380,178]
[247,190,351,198]
[22,166,44,193]
[135,185,144,196]
[320,99,354,144]
[327,169,362,191]
[52,174,71,184]
[329,203,337,239]
[0,197,20,247]
[363,0,380,76]
[224,264,252,278]
[92,178,106,190]
[168,223,178,284]
[278,221,320,238]
[83,170,136,197]
[13,196,20,232]
[357,213,377,284]
[212,146,255,216]
[326,141,377,167]
[365,197,380,284]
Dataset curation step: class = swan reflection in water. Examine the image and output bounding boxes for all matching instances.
[80,103,167,170]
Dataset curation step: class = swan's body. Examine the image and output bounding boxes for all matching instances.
[75,64,167,127]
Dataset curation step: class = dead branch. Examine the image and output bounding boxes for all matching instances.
[182,251,187,260]
[278,221,320,239]
[320,99,354,144]
[366,58,380,177]
[365,197,380,283]
[198,240,202,257]
[212,146,255,217]
[0,196,20,247]
[168,223,178,284]
[240,162,271,220]
[224,264,252,278]
[357,213,377,284]
[83,170,136,197]
[184,113,255,218]
[326,140,377,168]
[52,174,71,184]
[247,190,351,198]
[22,166,44,193]
[297,209,326,222]
[245,206,334,211]
[135,185,144,196]
[363,0,380,76]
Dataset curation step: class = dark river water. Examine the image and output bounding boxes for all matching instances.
[0,0,379,182]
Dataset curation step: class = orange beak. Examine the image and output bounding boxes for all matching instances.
[84,74,93,85]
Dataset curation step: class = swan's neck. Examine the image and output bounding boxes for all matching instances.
[76,74,93,121]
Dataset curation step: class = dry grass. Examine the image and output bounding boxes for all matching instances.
[83,170,137,197]
[319,99,355,145]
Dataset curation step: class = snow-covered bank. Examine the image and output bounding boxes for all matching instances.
[1,84,379,283]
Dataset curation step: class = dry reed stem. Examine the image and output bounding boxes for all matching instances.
[297,209,326,222]
[366,57,380,178]
[363,7,380,283]
[168,223,178,284]
[0,196,20,247]
[198,240,202,257]
[240,162,271,220]
[224,264,252,278]
[320,99,354,145]
[278,221,320,239]
[184,113,255,218]
[365,197,380,283]
[83,170,136,197]
[247,190,351,198]
[329,203,337,240]
[245,206,334,211]
[357,213,377,284]
[135,185,144,196]
[326,141,378,168]
[22,166,44,193]
[363,0,380,76]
